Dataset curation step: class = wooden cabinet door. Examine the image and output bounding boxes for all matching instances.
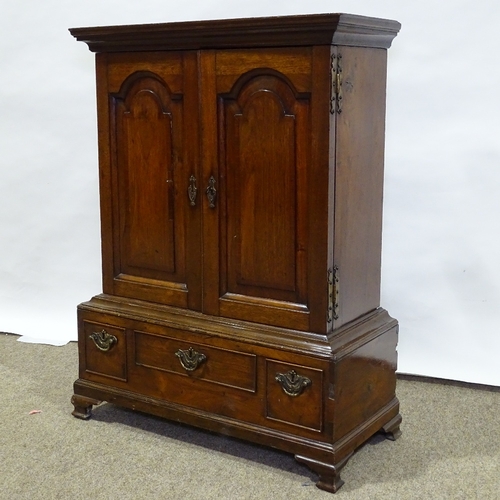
[201,48,331,331]
[99,52,202,310]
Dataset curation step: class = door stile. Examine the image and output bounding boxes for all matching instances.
[183,51,203,311]
[95,52,115,295]
[308,45,335,335]
[199,50,221,316]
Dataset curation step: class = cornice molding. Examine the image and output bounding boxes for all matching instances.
[69,13,401,53]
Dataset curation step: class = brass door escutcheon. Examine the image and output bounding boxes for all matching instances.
[175,347,207,372]
[275,370,311,397]
[188,175,197,206]
[89,330,117,352]
[206,176,217,208]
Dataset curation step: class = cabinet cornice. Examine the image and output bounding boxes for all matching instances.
[70,13,400,53]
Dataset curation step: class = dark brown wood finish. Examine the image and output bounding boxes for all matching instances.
[70,14,401,494]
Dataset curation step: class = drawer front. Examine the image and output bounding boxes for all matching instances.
[265,359,323,432]
[134,330,257,392]
[78,308,329,438]
[83,320,127,381]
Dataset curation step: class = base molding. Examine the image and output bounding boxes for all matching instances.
[71,378,335,457]
[72,379,401,493]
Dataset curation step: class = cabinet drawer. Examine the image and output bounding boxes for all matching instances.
[266,359,323,432]
[134,330,257,392]
[83,320,127,381]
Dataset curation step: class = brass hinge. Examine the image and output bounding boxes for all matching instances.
[327,266,340,323]
[330,53,343,114]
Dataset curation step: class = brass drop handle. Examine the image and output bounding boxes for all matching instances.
[275,370,311,397]
[175,347,207,372]
[89,330,117,352]
[188,175,197,206]
[206,176,217,208]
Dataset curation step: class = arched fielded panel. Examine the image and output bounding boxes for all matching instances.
[222,73,309,304]
[113,74,180,278]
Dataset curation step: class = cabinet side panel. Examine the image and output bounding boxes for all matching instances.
[334,47,388,326]
[333,325,398,440]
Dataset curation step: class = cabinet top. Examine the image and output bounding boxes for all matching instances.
[69,13,400,53]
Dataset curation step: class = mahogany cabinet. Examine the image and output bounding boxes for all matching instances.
[69,14,401,493]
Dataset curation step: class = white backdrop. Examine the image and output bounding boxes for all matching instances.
[1,1,499,385]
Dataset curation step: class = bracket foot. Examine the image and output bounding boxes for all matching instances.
[295,453,353,493]
[71,394,101,420]
[381,413,402,441]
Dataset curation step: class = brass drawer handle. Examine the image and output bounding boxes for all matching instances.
[175,347,207,372]
[275,370,311,397]
[89,329,117,352]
